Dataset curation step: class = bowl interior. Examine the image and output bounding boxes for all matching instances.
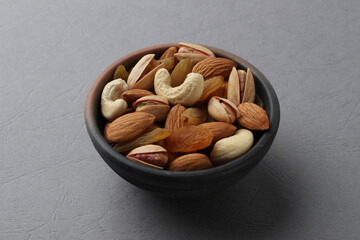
[85,43,280,182]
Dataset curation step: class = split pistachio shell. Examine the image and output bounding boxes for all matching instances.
[227,67,240,106]
[127,54,156,89]
[242,68,255,103]
[239,70,246,102]
[210,129,254,166]
[227,68,255,104]
[154,68,204,106]
[101,79,128,121]
[174,43,215,63]
[174,53,209,64]
[133,62,165,90]
[207,96,240,123]
[134,95,170,122]
[127,144,168,169]
[178,43,215,57]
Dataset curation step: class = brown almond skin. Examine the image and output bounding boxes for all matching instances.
[165,104,186,131]
[104,112,155,143]
[192,58,237,79]
[237,102,269,130]
[159,47,178,60]
[168,153,213,171]
[121,89,154,104]
[199,122,237,143]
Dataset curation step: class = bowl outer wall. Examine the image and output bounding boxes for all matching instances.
[84,43,280,192]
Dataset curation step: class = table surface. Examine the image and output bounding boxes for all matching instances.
[1,1,360,239]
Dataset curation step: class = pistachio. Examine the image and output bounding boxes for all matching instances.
[174,43,214,63]
[227,67,241,106]
[227,68,255,104]
[127,54,165,90]
[242,68,255,103]
[239,70,246,103]
[207,96,240,123]
[133,95,170,122]
[126,145,168,169]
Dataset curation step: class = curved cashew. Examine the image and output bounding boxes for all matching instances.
[101,79,128,121]
[154,68,204,106]
[210,129,254,166]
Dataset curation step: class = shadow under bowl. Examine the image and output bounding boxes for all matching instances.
[84,43,280,198]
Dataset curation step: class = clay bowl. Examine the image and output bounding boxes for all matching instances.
[85,43,280,198]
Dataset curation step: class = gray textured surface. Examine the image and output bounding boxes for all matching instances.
[1,0,360,239]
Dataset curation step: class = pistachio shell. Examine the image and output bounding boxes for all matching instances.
[178,43,215,57]
[207,96,240,123]
[242,68,255,103]
[127,54,156,89]
[128,144,167,154]
[174,53,210,64]
[238,70,246,102]
[127,144,168,169]
[134,95,169,106]
[134,95,170,122]
[132,62,165,90]
[227,67,240,106]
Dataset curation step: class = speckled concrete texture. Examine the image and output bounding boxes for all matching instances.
[1,0,360,239]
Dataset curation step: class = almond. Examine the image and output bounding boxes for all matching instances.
[159,47,178,60]
[237,102,269,130]
[168,153,213,171]
[199,122,237,143]
[192,57,237,79]
[104,112,155,143]
[164,104,186,131]
[121,89,153,104]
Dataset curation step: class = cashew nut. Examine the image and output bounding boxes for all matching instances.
[101,79,128,121]
[210,129,254,166]
[154,68,204,106]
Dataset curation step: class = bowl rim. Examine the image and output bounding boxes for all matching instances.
[85,43,280,181]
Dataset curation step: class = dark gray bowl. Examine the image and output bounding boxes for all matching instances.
[85,43,280,198]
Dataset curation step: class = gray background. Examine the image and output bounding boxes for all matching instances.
[1,0,359,239]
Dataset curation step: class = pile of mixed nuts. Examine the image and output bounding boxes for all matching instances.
[101,43,269,171]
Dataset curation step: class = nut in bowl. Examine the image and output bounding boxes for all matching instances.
[85,43,280,198]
